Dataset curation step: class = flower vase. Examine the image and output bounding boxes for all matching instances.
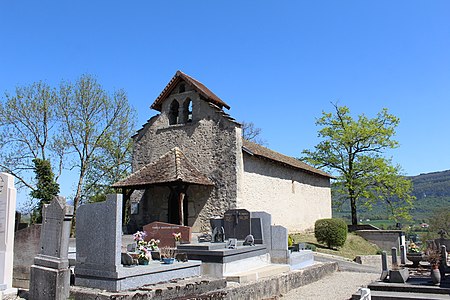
[139,258,149,265]
[431,267,441,285]
[406,253,423,268]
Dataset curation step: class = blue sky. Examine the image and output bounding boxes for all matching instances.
[1,1,450,205]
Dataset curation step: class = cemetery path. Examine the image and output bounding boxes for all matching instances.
[280,270,379,300]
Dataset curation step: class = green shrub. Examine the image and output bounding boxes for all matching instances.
[314,218,348,249]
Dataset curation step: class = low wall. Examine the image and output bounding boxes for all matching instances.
[356,230,403,252]
[70,262,339,299]
[13,224,41,289]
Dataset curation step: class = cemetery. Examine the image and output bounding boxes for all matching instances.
[0,167,450,299]
[1,73,449,299]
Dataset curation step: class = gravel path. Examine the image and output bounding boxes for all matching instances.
[280,271,379,300]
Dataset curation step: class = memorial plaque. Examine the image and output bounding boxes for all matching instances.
[251,218,263,244]
[143,221,192,247]
[223,209,250,240]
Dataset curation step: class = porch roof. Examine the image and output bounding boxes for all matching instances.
[112,147,214,189]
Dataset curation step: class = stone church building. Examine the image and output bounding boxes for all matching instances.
[113,71,332,233]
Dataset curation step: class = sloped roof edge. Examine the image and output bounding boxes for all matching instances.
[151,70,231,112]
[112,147,214,188]
[242,140,335,179]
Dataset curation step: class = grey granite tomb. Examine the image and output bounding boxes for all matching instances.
[29,196,73,300]
[75,194,201,292]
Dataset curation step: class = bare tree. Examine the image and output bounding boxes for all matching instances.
[241,121,267,145]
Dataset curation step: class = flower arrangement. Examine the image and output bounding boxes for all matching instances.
[408,242,421,253]
[173,232,182,242]
[133,231,160,264]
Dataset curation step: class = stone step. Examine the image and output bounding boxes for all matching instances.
[225,264,291,283]
[368,281,450,295]
[352,290,450,300]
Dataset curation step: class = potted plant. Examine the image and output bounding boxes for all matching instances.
[425,242,441,285]
[406,242,424,268]
[160,247,176,264]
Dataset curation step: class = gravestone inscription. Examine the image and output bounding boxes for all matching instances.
[223,209,250,240]
[143,221,192,247]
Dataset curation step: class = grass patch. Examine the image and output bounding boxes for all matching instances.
[291,232,380,260]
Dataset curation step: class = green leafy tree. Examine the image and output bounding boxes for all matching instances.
[302,103,414,225]
[0,82,63,191]
[57,75,136,234]
[30,158,60,223]
[0,75,136,231]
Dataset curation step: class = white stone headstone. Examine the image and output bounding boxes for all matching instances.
[0,173,17,293]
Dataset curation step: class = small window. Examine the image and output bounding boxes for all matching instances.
[179,84,185,93]
[169,100,180,125]
[184,99,193,122]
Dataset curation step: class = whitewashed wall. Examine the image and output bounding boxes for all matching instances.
[239,154,331,232]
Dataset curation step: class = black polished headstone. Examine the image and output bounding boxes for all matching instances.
[223,209,250,240]
[250,218,263,244]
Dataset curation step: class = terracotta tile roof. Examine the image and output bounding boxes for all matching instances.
[151,70,231,112]
[242,140,334,179]
[112,147,214,188]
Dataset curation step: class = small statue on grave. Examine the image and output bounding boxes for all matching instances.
[212,226,225,243]
[243,234,255,246]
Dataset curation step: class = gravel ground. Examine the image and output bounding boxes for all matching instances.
[280,271,379,300]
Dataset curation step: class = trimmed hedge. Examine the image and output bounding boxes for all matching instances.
[314,218,348,249]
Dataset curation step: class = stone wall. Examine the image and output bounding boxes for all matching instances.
[239,153,331,232]
[356,230,403,251]
[131,81,241,232]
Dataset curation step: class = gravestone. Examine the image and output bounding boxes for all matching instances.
[251,212,272,250]
[400,245,406,265]
[76,194,122,276]
[75,194,201,291]
[250,218,263,244]
[391,247,398,267]
[223,209,250,240]
[271,225,290,264]
[380,251,388,281]
[0,173,17,295]
[29,196,73,300]
[143,221,192,247]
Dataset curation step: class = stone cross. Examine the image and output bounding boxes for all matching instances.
[0,173,17,294]
[29,196,73,300]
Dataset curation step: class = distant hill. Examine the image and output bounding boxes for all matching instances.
[407,170,450,220]
[332,170,450,223]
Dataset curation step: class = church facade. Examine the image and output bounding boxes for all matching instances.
[113,71,332,233]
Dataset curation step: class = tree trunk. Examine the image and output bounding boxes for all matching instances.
[70,167,86,237]
[350,188,358,225]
